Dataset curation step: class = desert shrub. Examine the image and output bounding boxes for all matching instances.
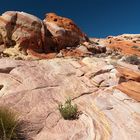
[131,46,140,51]
[132,45,139,49]
[124,55,140,65]
[58,98,78,120]
[0,107,20,140]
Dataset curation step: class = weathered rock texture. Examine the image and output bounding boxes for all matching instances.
[0,11,92,59]
[91,34,140,57]
[0,56,139,140]
[0,11,140,140]
[43,13,88,51]
[0,11,47,56]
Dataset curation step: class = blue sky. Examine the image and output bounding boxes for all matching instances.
[0,0,140,37]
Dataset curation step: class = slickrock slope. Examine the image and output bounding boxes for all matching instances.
[0,56,139,140]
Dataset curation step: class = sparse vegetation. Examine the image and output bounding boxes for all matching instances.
[131,46,140,51]
[124,55,140,65]
[132,45,139,49]
[0,107,21,140]
[58,98,78,120]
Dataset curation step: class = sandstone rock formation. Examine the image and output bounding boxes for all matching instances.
[44,13,88,51]
[0,10,140,139]
[0,11,92,59]
[0,11,47,56]
[116,61,140,101]
[44,13,88,50]
[92,34,140,57]
[0,56,139,140]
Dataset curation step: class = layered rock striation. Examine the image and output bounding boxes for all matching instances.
[0,10,140,140]
[0,56,139,140]
[44,13,88,51]
[91,34,140,57]
[0,11,90,59]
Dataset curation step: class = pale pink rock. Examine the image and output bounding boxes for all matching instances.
[0,57,139,140]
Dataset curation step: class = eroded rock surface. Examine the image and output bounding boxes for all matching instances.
[0,11,47,56]
[0,11,140,140]
[44,13,88,51]
[91,34,140,57]
[0,57,139,140]
[0,11,95,59]
[116,62,140,101]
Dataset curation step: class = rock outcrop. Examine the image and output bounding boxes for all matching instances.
[0,11,47,56]
[0,11,92,59]
[0,56,139,140]
[92,34,140,57]
[116,62,140,101]
[44,13,88,49]
[0,11,140,139]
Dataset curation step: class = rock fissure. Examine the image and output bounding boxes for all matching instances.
[90,68,114,79]
[72,91,94,100]
[32,85,59,91]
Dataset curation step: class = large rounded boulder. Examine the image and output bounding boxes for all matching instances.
[0,11,47,56]
[43,13,88,51]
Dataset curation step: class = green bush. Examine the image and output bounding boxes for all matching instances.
[58,98,78,120]
[0,107,20,140]
[124,55,140,65]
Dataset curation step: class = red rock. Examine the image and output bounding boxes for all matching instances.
[0,11,89,59]
[116,81,140,101]
[0,11,47,56]
[44,13,86,39]
[107,40,140,56]
[43,13,88,51]
[116,62,140,101]
[116,62,140,82]
[104,34,140,56]
[90,34,140,57]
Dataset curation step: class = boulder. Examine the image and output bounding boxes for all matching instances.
[105,34,140,56]
[0,11,90,59]
[83,42,106,54]
[43,13,88,51]
[0,11,47,56]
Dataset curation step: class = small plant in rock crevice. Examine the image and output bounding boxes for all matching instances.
[58,98,78,120]
[0,107,23,140]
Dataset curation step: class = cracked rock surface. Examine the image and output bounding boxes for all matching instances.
[0,57,140,140]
